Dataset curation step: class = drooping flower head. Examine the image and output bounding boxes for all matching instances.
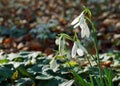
[71,11,90,38]
[71,41,88,58]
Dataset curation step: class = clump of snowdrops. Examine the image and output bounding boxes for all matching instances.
[50,6,113,86]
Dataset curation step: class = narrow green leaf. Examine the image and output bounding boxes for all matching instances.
[104,68,113,86]
[95,77,101,86]
[90,75,94,86]
[72,70,89,86]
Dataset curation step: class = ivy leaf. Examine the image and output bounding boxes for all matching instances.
[35,73,53,80]
[0,66,13,78]
[59,80,74,86]
[17,67,33,79]
[15,78,35,86]
[0,59,9,64]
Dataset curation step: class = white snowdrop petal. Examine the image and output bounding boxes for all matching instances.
[77,48,84,56]
[71,42,77,58]
[71,11,84,26]
[81,28,86,38]
[79,14,90,38]
[31,59,36,64]
[79,11,84,18]
[81,24,87,38]
[84,22,90,38]
[73,22,80,28]
[71,11,90,38]
[79,44,88,54]
[87,28,90,38]
[80,13,85,23]
[50,60,59,72]
[71,16,80,25]
[55,39,59,45]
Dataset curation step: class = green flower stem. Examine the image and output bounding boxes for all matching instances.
[91,54,98,65]
[58,36,62,55]
[86,17,104,86]
[86,17,100,65]
[86,55,93,68]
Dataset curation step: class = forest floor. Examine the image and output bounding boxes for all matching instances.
[0,0,119,54]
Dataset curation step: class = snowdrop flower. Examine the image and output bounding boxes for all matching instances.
[71,12,84,28]
[77,49,84,56]
[31,58,36,64]
[71,42,88,58]
[71,42,77,58]
[71,12,90,38]
[50,60,59,72]
[55,38,60,45]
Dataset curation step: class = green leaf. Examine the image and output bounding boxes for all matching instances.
[0,59,9,64]
[13,57,24,62]
[0,77,5,83]
[104,68,113,86]
[95,77,103,86]
[0,26,10,35]
[10,27,27,38]
[11,71,19,80]
[17,67,33,79]
[65,61,77,67]
[15,78,35,86]
[35,74,53,80]
[59,80,74,86]
[7,53,21,61]
[37,79,59,86]
[27,64,42,74]
[89,75,94,86]
[0,66,13,78]
[72,70,89,86]
[42,65,51,72]
[50,60,59,72]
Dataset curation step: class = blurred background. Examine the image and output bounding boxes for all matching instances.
[0,0,120,54]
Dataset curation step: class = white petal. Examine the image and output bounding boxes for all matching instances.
[77,48,84,56]
[71,12,84,28]
[79,13,85,23]
[81,27,86,38]
[31,59,36,64]
[79,44,88,54]
[71,11,84,26]
[71,42,77,58]
[83,20,90,38]
[79,11,84,18]
[84,23,90,38]
[71,16,79,25]
[55,38,59,45]
[73,22,80,28]
[79,14,90,38]
[50,60,59,72]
